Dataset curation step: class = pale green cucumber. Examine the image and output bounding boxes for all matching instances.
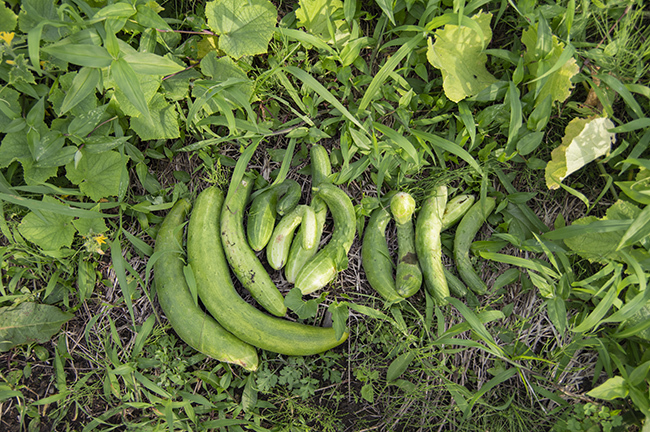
[154,198,259,371]
[390,192,422,298]
[415,185,449,305]
[453,197,496,295]
[246,187,278,252]
[266,205,316,270]
[275,179,301,216]
[285,203,327,283]
[187,187,348,356]
[362,207,403,303]
[295,183,356,295]
[221,174,287,317]
[441,194,475,232]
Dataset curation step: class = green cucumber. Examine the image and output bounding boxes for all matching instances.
[415,185,449,305]
[187,187,348,356]
[275,179,301,216]
[361,207,403,303]
[154,198,259,371]
[266,205,317,270]
[285,145,332,284]
[453,197,496,295]
[390,192,422,298]
[443,267,468,298]
[246,187,278,252]
[295,183,356,295]
[441,194,475,232]
[285,203,327,283]
[221,174,287,317]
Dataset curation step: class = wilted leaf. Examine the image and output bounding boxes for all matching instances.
[66,150,129,201]
[426,12,497,103]
[205,0,277,59]
[18,196,76,251]
[0,302,74,351]
[545,117,616,190]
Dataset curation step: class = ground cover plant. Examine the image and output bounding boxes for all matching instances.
[0,0,649,430]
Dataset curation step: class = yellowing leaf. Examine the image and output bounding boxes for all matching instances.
[545,117,616,189]
[426,12,497,103]
[522,25,580,106]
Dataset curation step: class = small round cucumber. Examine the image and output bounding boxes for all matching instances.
[154,198,259,371]
[221,174,287,317]
[362,207,403,303]
[453,197,496,295]
[415,185,449,305]
[390,192,422,298]
[295,183,356,295]
[187,187,348,356]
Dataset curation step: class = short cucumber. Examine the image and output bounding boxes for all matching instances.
[295,183,356,295]
[221,174,287,317]
[361,207,403,303]
[154,198,259,371]
[415,185,449,305]
[284,202,326,283]
[390,192,422,298]
[453,197,496,295]
[275,179,301,216]
[187,188,348,356]
[246,187,278,252]
[266,205,316,270]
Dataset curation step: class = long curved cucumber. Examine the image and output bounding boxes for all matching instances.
[415,185,449,305]
[362,207,403,303]
[246,187,278,252]
[221,174,287,317]
[267,205,316,270]
[284,145,331,283]
[453,197,496,295]
[441,194,475,232]
[154,198,259,372]
[390,192,422,298]
[295,183,356,294]
[187,187,348,356]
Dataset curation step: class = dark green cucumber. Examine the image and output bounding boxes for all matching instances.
[415,185,449,305]
[275,179,301,216]
[361,207,403,303]
[246,187,278,252]
[187,187,348,356]
[221,174,287,317]
[453,197,496,295]
[295,183,356,294]
[390,192,422,298]
[154,198,259,371]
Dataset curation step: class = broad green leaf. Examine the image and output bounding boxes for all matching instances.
[18,0,66,42]
[295,0,346,42]
[386,351,415,382]
[586,376,628,400]
[77,258,97,303]
[65,150,129,201]
[0,302,74,352]
[0,2,17,32]
[522,24,579,106]
[111,58,151,120]
[42,44,113,68]
[59,67,101,116]
[18,196,76,251]
[426,12,497,102]
[200,53,254,100]
[328,302,349,341]
[122,53,184,76]
[73,217,108,237]
[49,71,99,118]
[618,204,650,250]
[284,287,319,319]
[545,117,616,190]
[130,94,180,140]
[92,2,136,20]
[113,74,161,118]
[205,0,277,59]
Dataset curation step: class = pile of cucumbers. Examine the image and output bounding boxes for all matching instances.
[152,145,353,371]
[362,185,496,305]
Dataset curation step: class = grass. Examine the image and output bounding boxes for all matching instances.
[1,0,649,430]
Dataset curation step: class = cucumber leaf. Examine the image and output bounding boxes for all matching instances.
[0,302,74,352]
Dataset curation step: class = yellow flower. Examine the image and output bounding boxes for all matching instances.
[0,32,14,46]
[94,234,108,246]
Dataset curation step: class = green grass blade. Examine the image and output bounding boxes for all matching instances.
[110,237,136,326]
[411,129,483,174]
[373,122,419,164]
[572,283,618,333]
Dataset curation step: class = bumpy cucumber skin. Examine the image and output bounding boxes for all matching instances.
[284,145,331,283]
[188,188,348,356]
[362,207,403,303]
[295,183,356,295]
[415,185,449,305]
[453,197,496,295]
[275,180,301,215]
[390,192,422,298]
[221,174,287,317]
[441,194,475,232]
[246,188,278,252]
[154,198,259,372]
